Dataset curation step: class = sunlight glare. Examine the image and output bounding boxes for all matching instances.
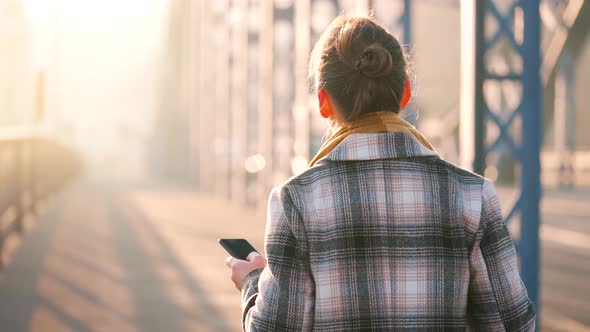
[22,0,170,176]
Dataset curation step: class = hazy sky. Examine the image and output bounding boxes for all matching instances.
[23,0,168,170]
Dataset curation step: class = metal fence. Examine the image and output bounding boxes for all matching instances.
[0,130,81,267]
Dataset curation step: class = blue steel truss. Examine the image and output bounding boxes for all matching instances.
[474,0,542,314]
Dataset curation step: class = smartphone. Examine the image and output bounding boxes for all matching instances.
[218,238,258,260]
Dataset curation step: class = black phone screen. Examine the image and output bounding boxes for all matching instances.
[218,238,258,260]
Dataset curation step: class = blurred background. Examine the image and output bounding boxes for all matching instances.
[0,0,589,331]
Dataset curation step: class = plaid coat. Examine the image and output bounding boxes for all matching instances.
[241,132,535,331]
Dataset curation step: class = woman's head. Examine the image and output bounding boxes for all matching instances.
[309,15,409,122]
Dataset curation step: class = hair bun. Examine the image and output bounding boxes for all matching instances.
[355,44,393,78]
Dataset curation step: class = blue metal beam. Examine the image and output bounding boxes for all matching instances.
[519,0,542,317]
[473,0,542,316]
[402,0,412,45]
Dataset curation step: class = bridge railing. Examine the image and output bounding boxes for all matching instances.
[0,129,81,267]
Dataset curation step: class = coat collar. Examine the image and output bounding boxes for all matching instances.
[315,132,438,166]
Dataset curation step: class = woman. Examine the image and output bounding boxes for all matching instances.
[226,14,535,331]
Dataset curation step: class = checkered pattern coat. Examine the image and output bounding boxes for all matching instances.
[241,132,535,331]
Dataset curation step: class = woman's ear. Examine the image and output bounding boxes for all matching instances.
[400,75,411,109]
[318,89,333,119]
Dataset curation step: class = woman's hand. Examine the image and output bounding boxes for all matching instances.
[225,252,267,291]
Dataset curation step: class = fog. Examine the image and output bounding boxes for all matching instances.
[22,0,168,179]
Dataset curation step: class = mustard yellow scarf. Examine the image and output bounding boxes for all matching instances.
[309,111,436,167]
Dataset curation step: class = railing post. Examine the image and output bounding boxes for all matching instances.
[29,139,37,214]
[14,141,24,234]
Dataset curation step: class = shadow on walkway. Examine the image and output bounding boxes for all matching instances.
[0,179,240,331]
